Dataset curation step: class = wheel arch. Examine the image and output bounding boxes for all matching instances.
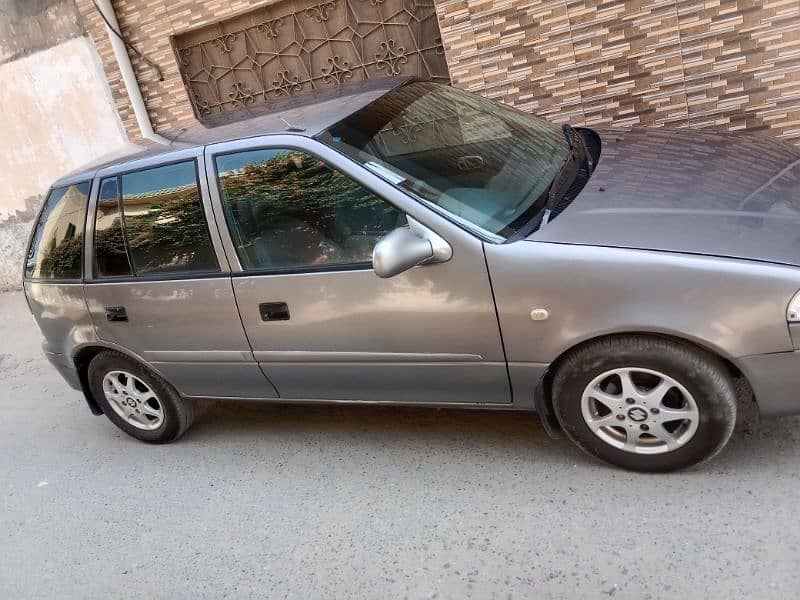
[72,343,166,416]
[537,331,755,434]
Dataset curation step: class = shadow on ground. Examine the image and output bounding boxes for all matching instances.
[184,398,793,472]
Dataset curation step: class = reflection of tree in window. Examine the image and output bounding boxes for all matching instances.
[218,150,403,270]
[95,217,131,276]
[28,183,90,280]
[39,235,82,279]
[120,162,218,275]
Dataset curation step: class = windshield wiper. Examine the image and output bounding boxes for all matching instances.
[562,122,577,151]
[502,124,586,240]
[541,124,582,226]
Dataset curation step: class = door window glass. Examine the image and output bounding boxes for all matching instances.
[215,149,404,271]
[119,161,219,276]
[94,177,133,277]
[25,182,90,280]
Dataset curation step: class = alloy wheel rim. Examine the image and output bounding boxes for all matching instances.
[580,367,699,455]
[102,370,164,431]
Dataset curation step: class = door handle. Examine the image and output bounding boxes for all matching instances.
[259,302,290,321]
[105,306,128,322]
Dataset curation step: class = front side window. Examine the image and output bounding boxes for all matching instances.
[319,81,571,239]
[25,182,90,280]
[119,161,219,276]
[215,149,405,271]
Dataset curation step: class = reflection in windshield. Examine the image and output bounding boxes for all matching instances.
[320,82,570,239]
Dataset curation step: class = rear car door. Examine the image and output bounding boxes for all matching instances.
[205,135,510,405]
[82,148,277,400]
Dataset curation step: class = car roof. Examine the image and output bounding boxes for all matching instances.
[53,77,411,187]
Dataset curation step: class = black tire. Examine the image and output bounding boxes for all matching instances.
[88,351,195,443]
[551,335,737,472]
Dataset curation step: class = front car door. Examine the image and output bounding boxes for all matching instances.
[205,135,510,405]
[82,148,278,400]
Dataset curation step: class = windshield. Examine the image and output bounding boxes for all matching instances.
[319,82,571,239]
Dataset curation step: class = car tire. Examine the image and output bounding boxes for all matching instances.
[551,335,737,472]
[88,351,195,443]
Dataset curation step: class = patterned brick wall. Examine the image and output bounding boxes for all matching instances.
[437,0,800,142]
[75,0,449,140]
[173,0,449,121]
[77,0,800,144]
[75,0,258,138]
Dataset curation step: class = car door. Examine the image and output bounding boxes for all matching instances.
[205,135,510,405]
[82,148,278,400]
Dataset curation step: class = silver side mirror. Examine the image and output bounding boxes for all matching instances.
[372,217,452,279]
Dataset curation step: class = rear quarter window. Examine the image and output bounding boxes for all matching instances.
[25,182,91,281]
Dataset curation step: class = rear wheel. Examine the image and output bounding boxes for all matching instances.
[88,351,195,443]
[552,335,737,472]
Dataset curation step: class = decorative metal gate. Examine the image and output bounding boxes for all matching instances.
[173,0,449,121]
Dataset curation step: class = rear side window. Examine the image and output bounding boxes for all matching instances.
[94,177,133,277]
[25,182,90,280]
[117,161,219,276]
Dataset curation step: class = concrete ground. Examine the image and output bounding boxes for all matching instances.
[1,290,798,600]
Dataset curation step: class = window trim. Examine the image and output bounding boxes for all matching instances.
[230,261,374,278]
[210,144,406,276]
[83,270,231,284]
[23,181,92,284]
[93,175,135,279]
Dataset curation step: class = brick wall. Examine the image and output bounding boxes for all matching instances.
[77,0,800,144]
[438,0,800,141]
[75,0,252,138]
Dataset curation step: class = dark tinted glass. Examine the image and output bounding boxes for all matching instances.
[94,177,133,277]
[216,149,404,271]
[25,182,90,280]
[119,161,218,275]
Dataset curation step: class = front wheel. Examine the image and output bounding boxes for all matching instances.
[551,335,737,472]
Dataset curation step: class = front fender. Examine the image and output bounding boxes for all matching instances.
[485,242,800,364]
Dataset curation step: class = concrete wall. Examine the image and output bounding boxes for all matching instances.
[0,1,131,290]
[0,0,83,62]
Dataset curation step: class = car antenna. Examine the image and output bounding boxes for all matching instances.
[280,116,306,132]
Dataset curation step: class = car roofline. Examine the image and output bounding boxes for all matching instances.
[51,76,414,187]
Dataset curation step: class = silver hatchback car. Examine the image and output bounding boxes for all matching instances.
[23,78,800,471]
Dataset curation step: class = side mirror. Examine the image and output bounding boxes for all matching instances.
[372,217,452,279]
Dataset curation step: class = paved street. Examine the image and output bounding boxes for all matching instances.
[1,290,798,599]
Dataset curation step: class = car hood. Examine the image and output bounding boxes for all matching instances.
[528,127,800,266]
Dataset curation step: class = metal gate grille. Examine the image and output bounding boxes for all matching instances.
[173,0,449,120]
